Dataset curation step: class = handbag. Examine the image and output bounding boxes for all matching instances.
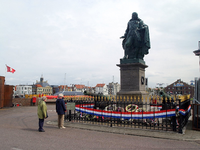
[46,111,48,119]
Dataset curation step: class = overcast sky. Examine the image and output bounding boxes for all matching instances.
[1,0,200,88]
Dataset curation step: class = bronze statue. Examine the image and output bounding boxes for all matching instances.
[120,12,150,60]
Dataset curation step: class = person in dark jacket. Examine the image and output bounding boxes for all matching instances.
[56,93,66,129]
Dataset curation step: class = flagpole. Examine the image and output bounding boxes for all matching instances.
[5,64,7,84]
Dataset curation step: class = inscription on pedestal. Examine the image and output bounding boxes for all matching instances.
[117,63,148,98]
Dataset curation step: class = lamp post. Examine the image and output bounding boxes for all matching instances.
[193,41,200,74]
[156,83,164,88]
[193,41,200,103]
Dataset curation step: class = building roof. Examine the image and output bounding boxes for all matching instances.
[166,79,194,88]
[36,84,42,87]
[54,91,84,96]
[39,82,50,87]
[59,85,68,89]
[35,76,50,87]
[74,84,85,89]
[51,85,59,88]
[96,84,105,87]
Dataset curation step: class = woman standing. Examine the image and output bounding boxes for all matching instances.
[37,96,48,132]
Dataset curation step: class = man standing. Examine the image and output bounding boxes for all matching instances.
[37,96,48,132]
[56,93,66,129]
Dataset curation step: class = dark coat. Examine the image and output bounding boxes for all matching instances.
[56,98,66,115]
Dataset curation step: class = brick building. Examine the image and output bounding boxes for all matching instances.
[0,76,13,108]
[164,79,194,98]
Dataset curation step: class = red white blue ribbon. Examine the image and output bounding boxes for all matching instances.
[179,105,191,116]
[150,105,162,110]
[75,103,176,119]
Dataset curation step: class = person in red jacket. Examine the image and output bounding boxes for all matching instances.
[56,93,66,129]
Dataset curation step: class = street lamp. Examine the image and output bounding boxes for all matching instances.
[193,41,200,74]
[156,83,164,88]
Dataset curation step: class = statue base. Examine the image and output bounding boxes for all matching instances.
[116,62,148,102]
[120,58,145,65]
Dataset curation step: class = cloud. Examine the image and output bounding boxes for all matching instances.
[0,0,200,88]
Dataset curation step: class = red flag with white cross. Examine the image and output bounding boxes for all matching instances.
[6,65,16,73]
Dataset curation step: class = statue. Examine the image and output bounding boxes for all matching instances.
[120,12,150,60]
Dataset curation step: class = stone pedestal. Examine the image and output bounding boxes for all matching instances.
[116,62,148,100]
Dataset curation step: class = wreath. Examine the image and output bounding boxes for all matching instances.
[125,104,138,112]
[105,104,117,111]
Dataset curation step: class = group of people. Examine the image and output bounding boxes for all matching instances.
[37,93,66,132]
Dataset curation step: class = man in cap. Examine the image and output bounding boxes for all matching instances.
[37,96,48,132]
[56,93,66,129]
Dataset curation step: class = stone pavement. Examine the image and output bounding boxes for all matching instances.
[47,120,200,141]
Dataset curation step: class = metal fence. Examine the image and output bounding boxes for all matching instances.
[64,95,191,134]
[192,104,200,130]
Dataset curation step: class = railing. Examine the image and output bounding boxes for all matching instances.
[192,104,200,130]
[24,94,45,98]
[178,99,191,133]
[193,98,200,104]
[64,95,191,134]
